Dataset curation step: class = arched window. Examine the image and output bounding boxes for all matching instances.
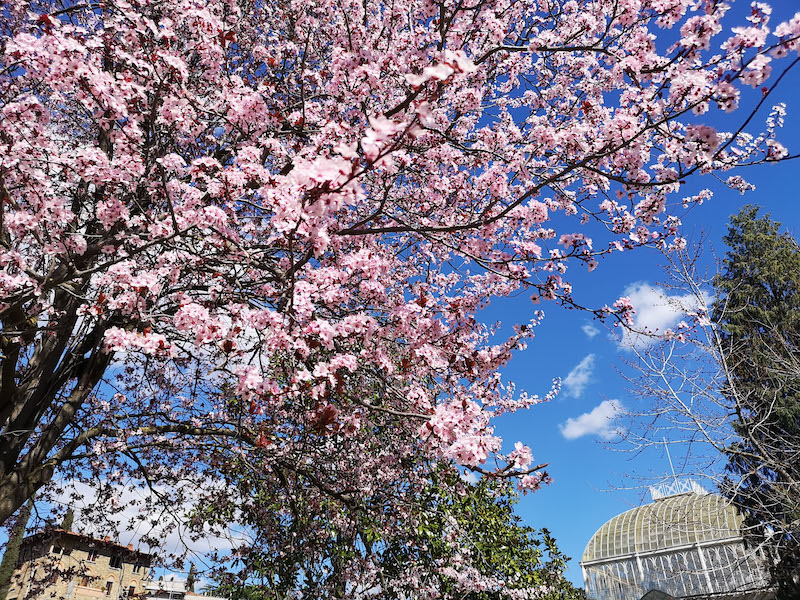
[79,566,96,588]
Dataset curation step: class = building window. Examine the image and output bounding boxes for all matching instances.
[80,576,90,587]
[105,580,113,596]
[109,555,122,569]
[132,562,142,573]
[87,548,98,562]
[128,584,136,598]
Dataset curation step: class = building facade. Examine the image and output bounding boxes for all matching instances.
[5,529,152,600]
[581,481,773,600]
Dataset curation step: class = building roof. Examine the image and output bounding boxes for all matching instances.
[21,529,153,560]
[639,592,674,600]
[582,492,744,564]
[144,576,227,600]
[145,579,186,593]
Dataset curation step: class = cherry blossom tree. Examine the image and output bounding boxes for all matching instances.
[1,0,799,594]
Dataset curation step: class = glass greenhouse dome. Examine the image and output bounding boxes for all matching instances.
[581,481,771,600]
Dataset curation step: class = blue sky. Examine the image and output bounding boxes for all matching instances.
[485,0,800,586]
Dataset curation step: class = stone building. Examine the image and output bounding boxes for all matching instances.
[5,529,152,600]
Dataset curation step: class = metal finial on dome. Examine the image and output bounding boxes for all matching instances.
[648,478,707,501]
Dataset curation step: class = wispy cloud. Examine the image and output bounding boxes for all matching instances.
[55,480,246,558]
[582,322,600,339]
[618,282,711,350]
[563,354,596,398]
[559,399,624,440]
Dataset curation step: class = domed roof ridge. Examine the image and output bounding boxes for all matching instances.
[581,491,743,564]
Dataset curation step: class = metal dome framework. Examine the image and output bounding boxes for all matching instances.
[581,485,770,600]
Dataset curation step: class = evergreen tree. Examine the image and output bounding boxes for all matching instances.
[207,472,584,600]
[0,499,33,600]
[376,473,585,600]
[714,205,800,598]
[60,508,74,532]
[186,562,197,593]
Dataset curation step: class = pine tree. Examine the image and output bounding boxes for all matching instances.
[60,508,74,532]
[0,499,33,600]
[186,562,197,593]
[714,205,800,598]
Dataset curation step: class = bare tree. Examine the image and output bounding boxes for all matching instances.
[620,217,800,598]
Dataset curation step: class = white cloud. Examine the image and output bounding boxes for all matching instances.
[618,282,712,350]
[582,323,600,339]
[559,399,624,440]
[460,470,480,485]
[55,479,246,559]
[563,354,596,398]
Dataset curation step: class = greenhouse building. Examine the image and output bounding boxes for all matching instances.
[580,480,773,600]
